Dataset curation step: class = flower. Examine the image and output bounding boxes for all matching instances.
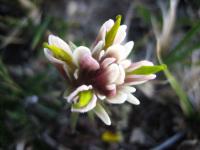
[43,15,164,125]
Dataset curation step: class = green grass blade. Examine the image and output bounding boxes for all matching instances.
[165,42,200,64]
[165,21,200,64]
[31,16,51,49]
[157,47,194,117]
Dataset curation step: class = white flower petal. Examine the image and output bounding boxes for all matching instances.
[99,50,105,61]
[44,48,64,64]
[104,19,114,32]
[73,46,91,66]
[123,41,134,58]
[65,85,92,103]
[121,86,136,93]
[105,44,126,61]
[94,103,111,125]
[127,60,154,72]
[48,34,72,56]
[96,19,114,43]
[125,74,156,85]
[101,57,116,69]
[127,94,140,105]
[115,65,125,84]
[96,93,106,100]
[63,64,73,80]
[92,40,104,56]
[106,63,120,84]
[107,91,127,104]
[73,69,79,79]
[106,84,116,90]
[113,25,127,44]
[44,48,72,79]
[120,59,131,69]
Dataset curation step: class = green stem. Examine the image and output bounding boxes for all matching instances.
[157,44,194,117]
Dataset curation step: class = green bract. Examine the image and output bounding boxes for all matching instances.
[128,64,167,75]
[104,15,122,49]
[43,42,73,65]
[72,90,93,108]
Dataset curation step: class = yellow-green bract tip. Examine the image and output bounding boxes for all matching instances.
[43,42,49,48]
[116,15,122,21]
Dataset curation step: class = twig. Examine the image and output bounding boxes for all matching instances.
[151,131,185,150]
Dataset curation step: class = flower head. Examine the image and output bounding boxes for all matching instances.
[44,15,165,125]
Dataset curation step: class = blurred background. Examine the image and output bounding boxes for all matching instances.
[1,0,200,149]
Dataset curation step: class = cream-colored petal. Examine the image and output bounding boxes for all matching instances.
[73,69,79,79]
[120,59,131,69]
[101,57,116,69]
[71,94,97,113]
[97,26,106,42]
[105,44,126,61]
[44,49,71,79]
[113,25,127,44]
[63,64,73,80]
[73,46,91,66]
[96,19,114,42]
[115,65,125,84]
[106,84,116,91]
[106,63,120,84]
[121,86,136,93]
[48,34,72,56]
[94,103,111,125]
[127,94,140,105]
[104,19,114,32]
[107,91,127,104]
[92,40,104,56]
[44,48,64,64]
[127,60,154,72]
[125,74,156,85]
[123,41,134,58]
[65,85,92,103]
[96,93,106,100]
[98,50,105,61]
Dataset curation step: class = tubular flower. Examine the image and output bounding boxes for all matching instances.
[44,15,165,125]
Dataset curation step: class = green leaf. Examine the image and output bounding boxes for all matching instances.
[70,112,79,132]
[128,64,167,75]
[163,68,194,116]
[43,42,73,65]
[31,16,51,49]
[165,21,200,64]
[73,90,93,108]
[156,44,194,117]
[104,15,122,49]
[165,42,200,64]
[136,5,151,25]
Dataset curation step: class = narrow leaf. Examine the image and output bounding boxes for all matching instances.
[157,45,194,117]
[128,64,166,75]
[31,16,51,49]
[165,42,200,64]
[165,21,200,64]
[70,112,79,132]
[163,68,194,116]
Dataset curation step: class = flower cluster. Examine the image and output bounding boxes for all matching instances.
[44,15,164,125]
